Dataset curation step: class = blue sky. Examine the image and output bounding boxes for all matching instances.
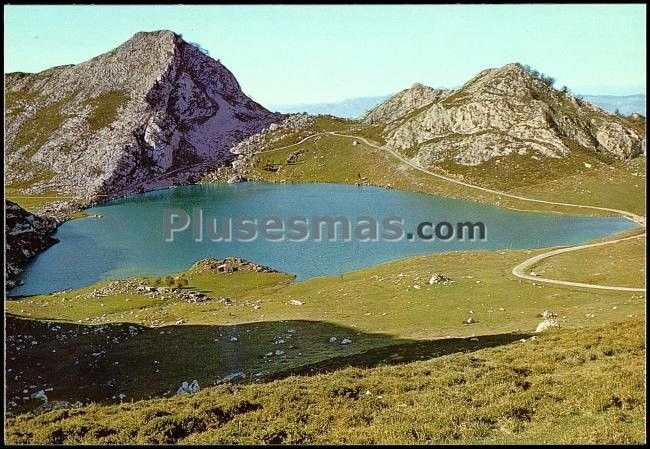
[4,5,646,104]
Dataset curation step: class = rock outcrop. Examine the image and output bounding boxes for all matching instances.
[189,257,280,274]
[361,83,451,125]
[5,201,60,288]
[363,63,645,167]
[5,30,282,201]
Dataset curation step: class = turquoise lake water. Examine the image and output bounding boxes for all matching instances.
[12,182,636,295]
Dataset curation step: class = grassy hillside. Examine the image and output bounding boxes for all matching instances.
[509,157,646,216]
[4,187,78,212]
[5,318,645,444]
[243,131,645,217]
[530,234,646,287]
[6,239,645,417]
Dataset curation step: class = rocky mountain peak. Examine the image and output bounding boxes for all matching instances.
[364,63,645,170]
[410,82,429,90]
[130,29,179,42]
[496,62,527,75]
[5,30,281,200]
[459,62,552,101]
[117,29,180,54]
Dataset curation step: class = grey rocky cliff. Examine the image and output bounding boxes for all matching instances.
[5,201,60,289]
[5,30,282,201]
[364,63,645,167]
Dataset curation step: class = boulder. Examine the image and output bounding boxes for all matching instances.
[535,319,560,333]
[218,372,245,384]
[541,310,557,319]
[286,149,305,164]
[429,273,453,285]
[30,390,48,403]
[177,379,200,395]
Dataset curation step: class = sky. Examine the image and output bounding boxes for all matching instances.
[4,5,646,105]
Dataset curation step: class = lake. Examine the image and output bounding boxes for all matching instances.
[11,182,637,295]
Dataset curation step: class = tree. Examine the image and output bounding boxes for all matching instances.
[188,41,210,56]
[520,63,555,87]
[540,74,555,87]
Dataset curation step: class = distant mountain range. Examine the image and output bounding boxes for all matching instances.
[580,94,646,116]
[270,95,391,119]
[272,93,645,119]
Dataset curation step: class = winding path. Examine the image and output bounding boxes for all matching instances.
[266,130,646,292]
[511,233,645,292]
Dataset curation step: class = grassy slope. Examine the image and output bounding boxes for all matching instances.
[6,243,646,415]
[5,318,645,444]
[531,235,646,287]
[248,129,646,218]
[509,157,646,216]
[4,189,68,212]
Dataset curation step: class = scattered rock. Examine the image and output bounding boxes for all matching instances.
[218,372,245,384]
[177,380,200,395]
[30,390,48,403]
[535,319,560,333]
[286,149,305,164]
[428,273,453,285]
